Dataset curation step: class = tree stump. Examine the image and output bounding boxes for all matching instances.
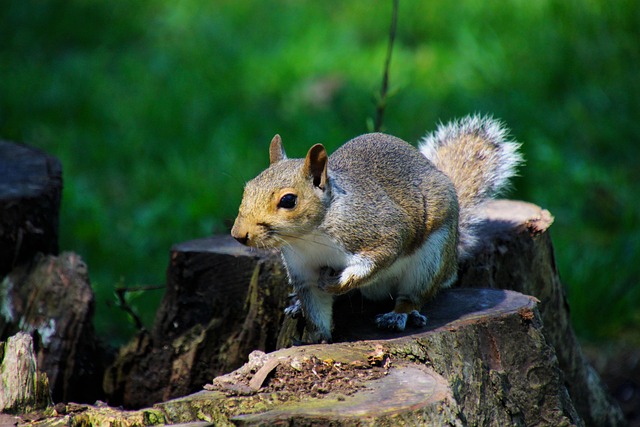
[26,289,581,426]
[0,140,62,278]
[215,289,579,426]
[457,200,624,427]
[0,252,105,404]
[103,237,289,408]
[104,200,624,426]
[0,332,52,414]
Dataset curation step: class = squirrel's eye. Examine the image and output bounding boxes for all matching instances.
[277,193,297,209]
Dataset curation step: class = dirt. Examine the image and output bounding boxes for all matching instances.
[261,355,390,397]
[207,349,391,399]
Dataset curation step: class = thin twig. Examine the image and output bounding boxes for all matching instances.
[114,284,165,332]
[373,0,400,132]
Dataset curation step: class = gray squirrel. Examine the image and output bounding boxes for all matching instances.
[231,115,522,343]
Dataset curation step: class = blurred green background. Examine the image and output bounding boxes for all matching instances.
[1,0,638,347]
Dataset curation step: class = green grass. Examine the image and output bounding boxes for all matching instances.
[1,0,638,345]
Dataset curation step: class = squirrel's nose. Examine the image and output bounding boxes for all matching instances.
[231,225,249,245]
[233,233,249,245]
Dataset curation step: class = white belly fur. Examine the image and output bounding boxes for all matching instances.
[282,225,454,300]
[360,226,454,302]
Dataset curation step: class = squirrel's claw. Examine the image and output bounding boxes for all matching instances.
[317,266,347,295]
[375,310,427,331]
[408,310,428,327]
[284,297,303,318]
[321,283,346,295]
[375,312,408,331]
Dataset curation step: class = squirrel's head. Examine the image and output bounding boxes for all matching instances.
[231,135,330,248]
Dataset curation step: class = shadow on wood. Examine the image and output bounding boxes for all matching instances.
[458,200,623,427]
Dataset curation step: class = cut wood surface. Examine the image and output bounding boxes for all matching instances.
[0,140,62,277]
[223,288,577,426]
[103,199,625,426]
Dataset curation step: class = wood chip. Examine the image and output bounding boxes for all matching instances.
[249,358,281,391]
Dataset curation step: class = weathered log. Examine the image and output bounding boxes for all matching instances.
[0,140,62,278]
[27,289,581,426]
[0,332,52,414]
[104,200,624,426]
[0,252,105,404]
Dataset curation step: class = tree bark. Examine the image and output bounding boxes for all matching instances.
[216,288,580,427]
[457,200,625,427]
[0,252,106,404]
[0,141,109,406]
[103,237,289,408]
[0,140,62,277]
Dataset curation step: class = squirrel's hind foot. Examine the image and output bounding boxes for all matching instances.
[375,310,427,331]
[408,309,428,327]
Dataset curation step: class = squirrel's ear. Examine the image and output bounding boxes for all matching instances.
[304,144,328,190]
[269,134,287,164]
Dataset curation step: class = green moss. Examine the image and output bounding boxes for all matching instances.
[142,409,167,426]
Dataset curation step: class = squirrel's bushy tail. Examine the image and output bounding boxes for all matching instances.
[419,115,523,259]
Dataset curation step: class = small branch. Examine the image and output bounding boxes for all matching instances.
[114,285,165,332]
[373,0,400,132]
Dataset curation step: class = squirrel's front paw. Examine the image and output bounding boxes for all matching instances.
[317,266,346,294]
[284,294,303,318]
